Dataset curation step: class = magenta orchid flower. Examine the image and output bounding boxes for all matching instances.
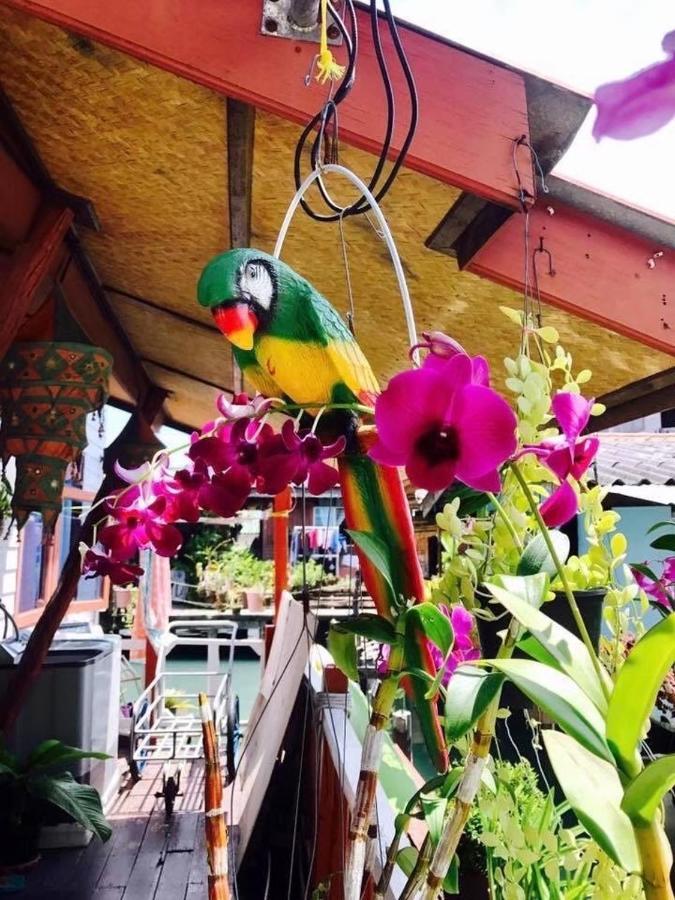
[428,605,480,688]
[522,392,600,527]
[100,494,183,560]
[631,558,675,609]
[413,331,490,386]
[156,461,208,524]
[370,353,517,492]
[217,391,273,421]
[377,604,479,687]
[197,468,252,518]
[281,420,346,495]
[594,31,675,141]
[82,549,144,586]
[539,479,579,528]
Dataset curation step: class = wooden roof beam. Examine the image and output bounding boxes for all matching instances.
[0,202,73,359]
[594,368,675,431]
[464,198,675,356]
[59,237,164,416]
[0,0,533,207]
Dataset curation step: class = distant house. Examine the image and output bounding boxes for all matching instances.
[0,413,108,630]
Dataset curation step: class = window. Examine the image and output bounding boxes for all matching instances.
[59,498,103,601]
[313,505,344,527]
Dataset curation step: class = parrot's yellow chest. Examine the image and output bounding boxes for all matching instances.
[255,335,339,405]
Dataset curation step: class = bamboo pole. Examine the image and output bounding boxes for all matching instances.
[199,692,230,900]
[635,821,674,900]
[344,643,404,900]
[410,616,521,900]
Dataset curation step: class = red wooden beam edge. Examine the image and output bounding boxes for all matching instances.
[468,200,675,357]
[0,0,532,207]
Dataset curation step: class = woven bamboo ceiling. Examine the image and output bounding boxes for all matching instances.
[0,7,672,430]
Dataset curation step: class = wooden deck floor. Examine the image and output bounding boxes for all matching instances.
[19,762,209,899]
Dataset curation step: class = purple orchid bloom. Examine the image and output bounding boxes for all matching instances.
[370,353,517,492]
[631,557,675,608]
[281,421,346,495]
[539,479,579,528]
[594,31,675,141]
[377,604,479,687]
[532,392,599,482]
[413,332,490,386]
[82,549,144,586]
[428,605,480,688]
[156,461,209,524]
[197,468,252,518]
[217,391,273,421]
[100,494,183,560]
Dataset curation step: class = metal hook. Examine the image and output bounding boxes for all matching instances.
[533,236,555,277]
[304,53,319,86]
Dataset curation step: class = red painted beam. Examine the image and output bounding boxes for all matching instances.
[467,201,675,357]
[0,144,41,246]
[0,0,532,207]
[0,203,73,360]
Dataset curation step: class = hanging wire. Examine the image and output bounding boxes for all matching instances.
[512,135,550,358]
[295,0,418,222]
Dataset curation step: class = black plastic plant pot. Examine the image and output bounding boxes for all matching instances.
[475,586,606,710]
[0,818,41,870]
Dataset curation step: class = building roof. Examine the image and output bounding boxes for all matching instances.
[3,5,675,432]
[592,433,675,486]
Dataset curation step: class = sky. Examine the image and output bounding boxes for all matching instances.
[386,0,675,219]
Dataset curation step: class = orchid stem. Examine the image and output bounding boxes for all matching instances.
[275,401,375,416]
[487,492,523,553]
[510,461,610,702]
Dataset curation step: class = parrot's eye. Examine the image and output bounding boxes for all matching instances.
[239,259,276,312]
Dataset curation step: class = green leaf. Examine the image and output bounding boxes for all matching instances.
[646,521,675,535]
[606,614,675,776]
[396,846,418,878]
[332,614,397,644]
[489,573,548,608]
[420,795,448,844]
[517,531,570,577]
[650,534,675,552]
[542,731,640,873]
[347,530,395,599]
[622,755,675,825]
[28,772,112,842]
[327,626,358,682]
[488,659,612,763]
[486,584,609,713]
[405,603,454,656]
[27,740,109,772]
[444,665,504,742]
[443,855,459,893]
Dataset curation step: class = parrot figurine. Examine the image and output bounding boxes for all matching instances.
[198,248,447,771]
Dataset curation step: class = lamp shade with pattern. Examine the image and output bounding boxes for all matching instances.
[0,341,112,534]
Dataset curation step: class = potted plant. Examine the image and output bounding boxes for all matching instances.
[0,740,112,869]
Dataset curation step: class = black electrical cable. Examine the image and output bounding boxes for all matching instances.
[309,0,394,215]
[294,0,418,222]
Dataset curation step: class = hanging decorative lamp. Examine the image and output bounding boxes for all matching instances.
[0,295,112,535]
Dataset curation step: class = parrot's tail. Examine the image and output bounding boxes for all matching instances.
[338,430,448,772]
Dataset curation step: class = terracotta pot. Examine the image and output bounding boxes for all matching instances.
[244,589,264,612]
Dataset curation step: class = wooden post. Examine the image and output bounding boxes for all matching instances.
[199,691,230,900]
[272,486,292,619]
[0,204,73,360]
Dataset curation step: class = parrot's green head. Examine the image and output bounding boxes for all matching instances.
[198,248,301,351]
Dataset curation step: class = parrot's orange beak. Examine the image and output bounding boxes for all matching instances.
[212,303,258,351]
